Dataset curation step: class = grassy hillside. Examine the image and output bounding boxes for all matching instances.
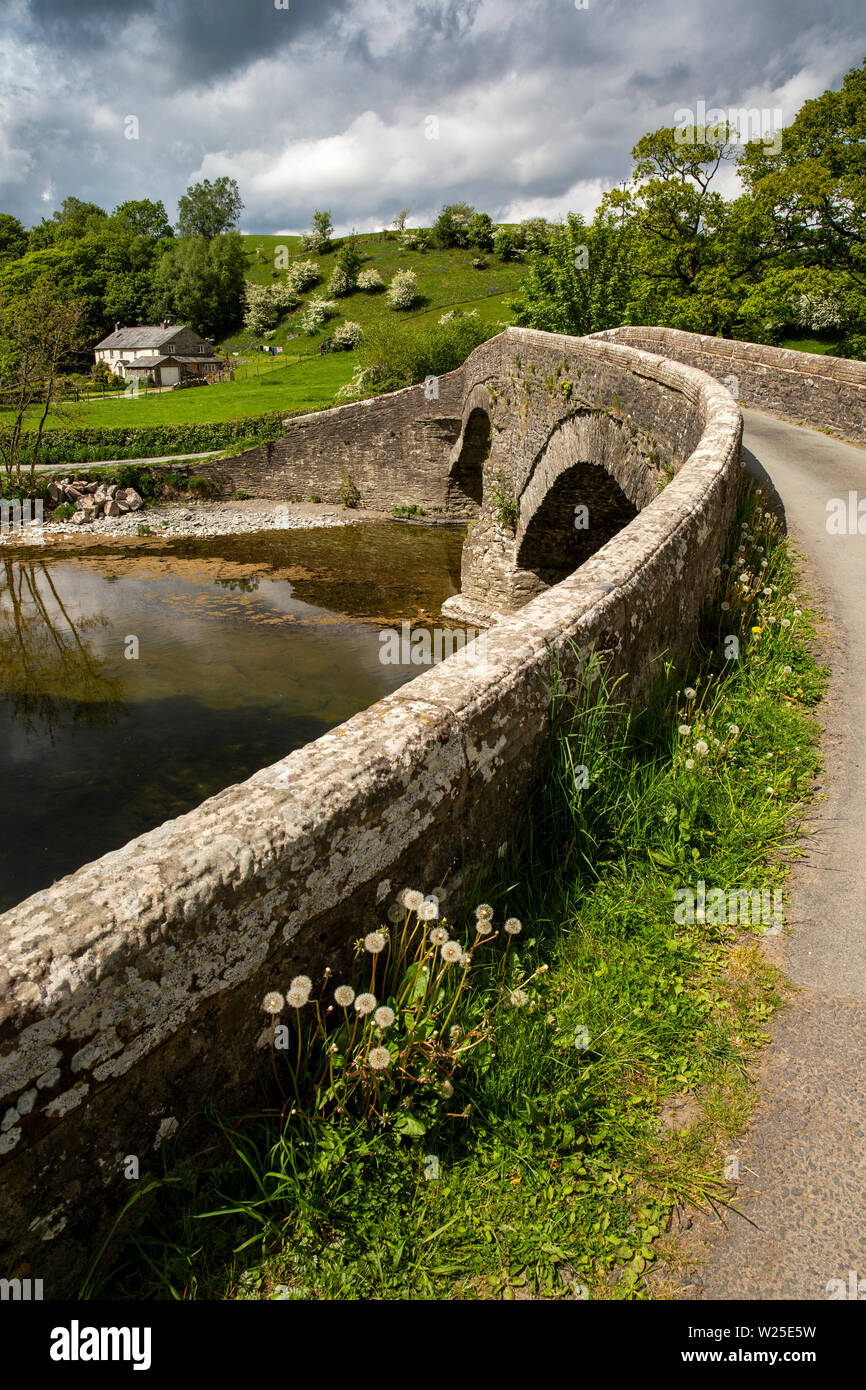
[1,232,524,436]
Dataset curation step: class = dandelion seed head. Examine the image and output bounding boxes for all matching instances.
[368,1046,391,1071]
[441,941,463,963]
[509,989,529,1008]
[685,758,695,769]
[694,739,709,757]
[286,986,309,1009]
[684,687,696,700]
[355,992,377,1015]
[475,903,494,920]
[780,618,791,628]
[364,931,387,955]
[262,991,284,1015]
[728,724,740,736]
[475,919,493,936]
[459,953,471,968]
[289,975,312,1003]
[441,1080,454,1098]
[782,665,792,675]
[387,903,403,924]
[504,918,522,935]
[401,889,424,911]
[374,1006,395,1029]
[721,601,730,611]
[418,899,439,921]
[679,724,691,736]
[429,926,449,946]
[334,985,355,1007]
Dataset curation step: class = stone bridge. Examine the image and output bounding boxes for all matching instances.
[8,325,862,1294]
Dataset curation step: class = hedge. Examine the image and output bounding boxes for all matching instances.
[1,415,286,467]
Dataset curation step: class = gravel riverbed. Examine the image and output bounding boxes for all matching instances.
[1,499,365,544]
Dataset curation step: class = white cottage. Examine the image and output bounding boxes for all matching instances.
[93,322,223,386]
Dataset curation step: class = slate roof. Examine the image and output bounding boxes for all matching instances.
[123,354,223,369]
[94,326,195,351]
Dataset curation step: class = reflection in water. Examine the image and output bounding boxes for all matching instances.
[0,558,124,737]
[0,522,465,911]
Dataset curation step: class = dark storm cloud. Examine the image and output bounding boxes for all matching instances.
[2,0,863,233]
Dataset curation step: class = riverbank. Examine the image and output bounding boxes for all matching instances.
[1,499,369,544]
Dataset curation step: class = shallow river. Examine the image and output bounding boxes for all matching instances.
[0,522,465,912]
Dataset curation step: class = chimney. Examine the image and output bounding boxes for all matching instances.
[115,322,121,332]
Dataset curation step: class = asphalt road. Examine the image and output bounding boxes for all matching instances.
[692,407,866,1301]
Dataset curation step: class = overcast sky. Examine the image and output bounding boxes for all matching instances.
[1,0,862,234]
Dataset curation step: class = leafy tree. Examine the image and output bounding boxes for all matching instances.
[493,228,519,261]
[0,214,27,262]
[112,199,173,242]
[0,282,86,487]
[738,58,866,288]
[28,197,108,250]
[599,125,742,332]
[466,211,495,252]
[335,235,362,286]
[153,232,246,337]
[434,203,474,248]
[510,212,635,335]
[176,177,243,240]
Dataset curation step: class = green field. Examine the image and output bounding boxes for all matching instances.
[1,232,525,437]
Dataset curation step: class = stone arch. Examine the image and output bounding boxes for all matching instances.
[446,403,490,513]
[506,412,644,604]
[515,459,638,593]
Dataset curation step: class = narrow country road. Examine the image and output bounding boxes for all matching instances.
[687,407,866,1300]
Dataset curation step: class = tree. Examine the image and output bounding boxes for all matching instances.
[0,214,27,263]
[28,197,107,250]
[112,199,173,242]
[0,282,86,488]
[510,212,636,335]
[737,57,866,292]
[176,177,243,240]
[493,227,519,261]
[466,211,495,252]
[392,208,411,233]
[312,210,333,247]
[334,235,362,288]
[153,232,246,337]
[434,202,475,248]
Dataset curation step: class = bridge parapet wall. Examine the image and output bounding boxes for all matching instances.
[592,326,866,446]
[0,329,741,1294]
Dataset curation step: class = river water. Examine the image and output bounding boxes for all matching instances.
[0,522,465,912]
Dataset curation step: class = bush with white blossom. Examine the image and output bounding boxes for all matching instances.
[300,296,338,334]
[386,269,420,310]
[330,320,363,351]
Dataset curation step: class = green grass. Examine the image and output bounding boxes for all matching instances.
[82,477,826,1301]
[1,233,525,438]
[778,334,843,356]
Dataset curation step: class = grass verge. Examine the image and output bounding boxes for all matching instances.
[85,476,825,1301]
